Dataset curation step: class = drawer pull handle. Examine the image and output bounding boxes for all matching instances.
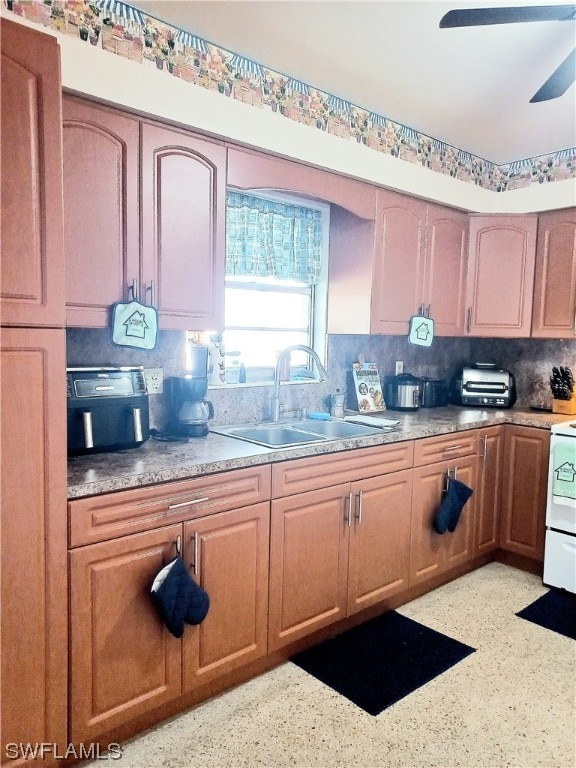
[442,444,463,452]
[168,496,209,511]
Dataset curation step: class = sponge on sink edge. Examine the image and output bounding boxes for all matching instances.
[307,411,331,420]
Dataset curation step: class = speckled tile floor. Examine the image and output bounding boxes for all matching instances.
[89,564,576,768]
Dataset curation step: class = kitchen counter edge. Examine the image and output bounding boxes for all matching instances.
[67,407,572,499]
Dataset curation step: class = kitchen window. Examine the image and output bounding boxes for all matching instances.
[191,191,329,385]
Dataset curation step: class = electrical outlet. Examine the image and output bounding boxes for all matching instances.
[395,360,404,375]
[144,367,164,394]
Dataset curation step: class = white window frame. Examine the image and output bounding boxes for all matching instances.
[220,190,329,387]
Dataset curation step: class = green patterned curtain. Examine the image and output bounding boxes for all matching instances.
[225,192,323,285]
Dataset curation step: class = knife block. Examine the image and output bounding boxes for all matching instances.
[552,394,576,415]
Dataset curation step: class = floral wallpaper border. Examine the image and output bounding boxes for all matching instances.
[6,0,576,191]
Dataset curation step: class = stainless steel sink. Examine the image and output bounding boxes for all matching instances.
[295,420,383,438]
[211,419,384,448]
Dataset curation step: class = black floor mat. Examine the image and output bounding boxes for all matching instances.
[516,589,576,640]
[290,611,475,716]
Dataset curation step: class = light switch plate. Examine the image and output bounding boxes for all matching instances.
[395,361,404,375]
[144,367,164,394]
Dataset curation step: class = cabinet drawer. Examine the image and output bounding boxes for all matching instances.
[414,430,477,466]
[272,441,414,497]
[69,465,271,547]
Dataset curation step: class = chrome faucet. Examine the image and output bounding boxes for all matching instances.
[271,345,328,422]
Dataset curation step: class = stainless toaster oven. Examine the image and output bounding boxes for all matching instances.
[450,363,517,408]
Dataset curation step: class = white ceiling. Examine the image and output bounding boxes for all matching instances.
[130,0,576,165]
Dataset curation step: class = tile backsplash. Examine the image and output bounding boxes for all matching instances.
[67,328,576,430]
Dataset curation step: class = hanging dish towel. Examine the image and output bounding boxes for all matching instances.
[433,478,473,534]
[150,556,210,638]
[111,299,158,350]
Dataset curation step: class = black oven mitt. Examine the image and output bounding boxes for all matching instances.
[434,478,473,534]
[150,556,210,638]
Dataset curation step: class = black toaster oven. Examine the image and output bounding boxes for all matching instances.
[67,367,150,454]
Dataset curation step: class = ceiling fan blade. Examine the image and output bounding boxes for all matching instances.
[530,47,576,101]
[440,5,576,28]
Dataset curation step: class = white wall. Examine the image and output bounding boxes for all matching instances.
[4,10,575,213]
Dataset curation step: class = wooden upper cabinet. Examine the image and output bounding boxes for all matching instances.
[465,215,538,337]
[63,97,140,327]
[226,146,376,219]
[1,18,65,328]
[531,208,576,338]
[141,123,226,331]
[371,189,427,334]
[423,204,468,336]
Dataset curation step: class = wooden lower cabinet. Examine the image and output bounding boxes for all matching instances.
[268,469,413,651]
[347,471,413,614]
[182,503,270,690]
[69,503,270,743]
[1,328,67,767]
[499,425,550,561]
[475,426,504,555]
[69,525,182,744]
[410,455,476,586]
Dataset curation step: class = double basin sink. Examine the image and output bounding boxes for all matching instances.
[211,418,395,449]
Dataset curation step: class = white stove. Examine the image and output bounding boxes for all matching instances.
[543,420,576,594]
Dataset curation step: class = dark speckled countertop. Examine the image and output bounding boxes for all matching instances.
[67,406,573,499]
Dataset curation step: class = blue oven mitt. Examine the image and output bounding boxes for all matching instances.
[151,556,210,638]
[434,478,473,534]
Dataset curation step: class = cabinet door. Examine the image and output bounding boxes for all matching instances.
[475,426,504,556]
[1,18,64,327]
[69,526,182,743]
[1,328,67,766]
[500,425,550,561]
[444,457,476,570]
[371,190,427,334]
[423,204,468,336]
[410,456,476,585]
[182,503,270,691]
[531,208,576,338]
[141,123,226,330]
[63,97,140,327]
[465,215,537,337]
[347,469,412,615]
[268,485,350,651]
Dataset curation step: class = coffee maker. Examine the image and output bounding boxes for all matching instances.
[167,376,214,437]
[166,345,214,438]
